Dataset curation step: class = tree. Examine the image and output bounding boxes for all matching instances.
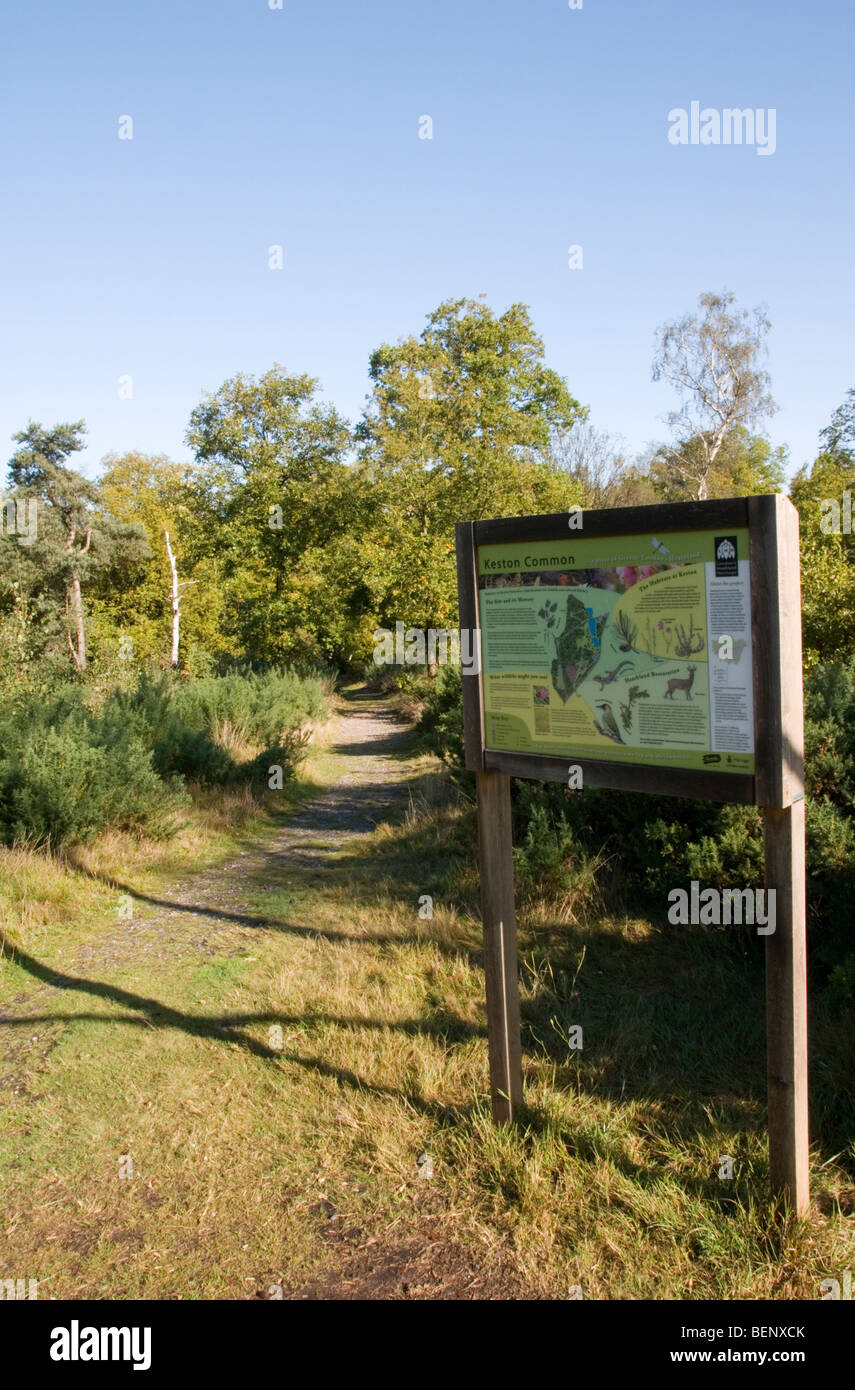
[98,451,223,669]
[6,423,149,673]
[652,291,777,500]
[550,422,658,508]
[356,297,587,633]
[790,419,855,667]
[186,367,352,663]
[647,427,788,501]
[819,387,855,459]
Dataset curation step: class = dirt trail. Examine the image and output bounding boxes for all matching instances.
[0,695,417,1095]
[1,690,416,1047]
[90,691,418,959]
[0,692,528,1300]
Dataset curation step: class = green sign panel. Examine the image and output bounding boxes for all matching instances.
[476,528,754,774]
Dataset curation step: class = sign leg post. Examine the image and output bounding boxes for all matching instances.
[764,799,810,1215]
[476,770,523,1124]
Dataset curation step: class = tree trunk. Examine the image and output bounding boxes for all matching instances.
[69,576,86,670]
[164,528,180,668]
[64,524,90,671]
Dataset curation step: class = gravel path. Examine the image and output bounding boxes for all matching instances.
[0,691,529,1300]
[0,690,417,1078]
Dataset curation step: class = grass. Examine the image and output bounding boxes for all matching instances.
[0,716,343,968]
[0,693,853,1300]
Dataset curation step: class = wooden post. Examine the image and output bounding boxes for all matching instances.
[750,494,810,1214]
[476,770,523,1124]
[764,800,810,1214]
[456,522,524,1123]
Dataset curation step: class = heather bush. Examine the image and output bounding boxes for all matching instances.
[0,704,165,846]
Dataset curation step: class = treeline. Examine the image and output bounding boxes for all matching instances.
[4,293,852,687]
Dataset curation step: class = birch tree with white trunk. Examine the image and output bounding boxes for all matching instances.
[163,526,196,668]
[652,291,777,502]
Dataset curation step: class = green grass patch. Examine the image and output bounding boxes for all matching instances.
[1,701,853,1300]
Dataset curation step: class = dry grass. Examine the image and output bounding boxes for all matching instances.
[1,705,853,1300]
[0,716,343,959]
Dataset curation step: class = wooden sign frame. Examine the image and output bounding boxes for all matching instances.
[456,494,809,1214]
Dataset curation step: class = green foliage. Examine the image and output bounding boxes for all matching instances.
[648,427,788,502]
[0,668,329,847]
[93,676,230,787]
[417,664,466,774]
[801,659,855,983]
[105,668,326,787]
[511,796,599,910]
[421,653,855,987]
[819,386,855,457]
[790,448,855,667]
[0,693,167,846]
[185,367,354,664]
[169,667,326,749]
[355,297,586,638]
[154,724,235,787]
[97,452,226,668]
[3,422,150,675]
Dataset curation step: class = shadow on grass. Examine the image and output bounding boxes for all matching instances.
[0,929,476,1122]
[0,1003,485,1044]
[4,675,852,1183]
[43,796,855,1177]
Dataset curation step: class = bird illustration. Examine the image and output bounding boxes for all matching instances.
[594,700,624,744]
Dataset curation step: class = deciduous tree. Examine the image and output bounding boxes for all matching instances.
[652,290,777,500]
[356,297,586,632]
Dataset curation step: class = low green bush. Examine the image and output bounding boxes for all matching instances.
[169,666,326,750]
[420,657,855,986]
[418,664,466,775]
[0,700,166,846]
[0,665,329,847]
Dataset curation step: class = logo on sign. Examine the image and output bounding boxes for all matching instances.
[714,536,738,577]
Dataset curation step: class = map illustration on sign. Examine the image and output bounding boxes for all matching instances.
[477,528,755,774]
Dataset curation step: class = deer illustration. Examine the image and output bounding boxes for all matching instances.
[664,665,696,700]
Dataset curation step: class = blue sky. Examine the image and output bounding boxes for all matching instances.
[1,0,852,481]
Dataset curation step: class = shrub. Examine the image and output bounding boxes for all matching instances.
[418,665,466,775]
[0,709,166,847]
[421,656,855,984]
[245,731,311,789]
[99,667,326,785]
[169,667,326,750]
[0,665,329,847]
